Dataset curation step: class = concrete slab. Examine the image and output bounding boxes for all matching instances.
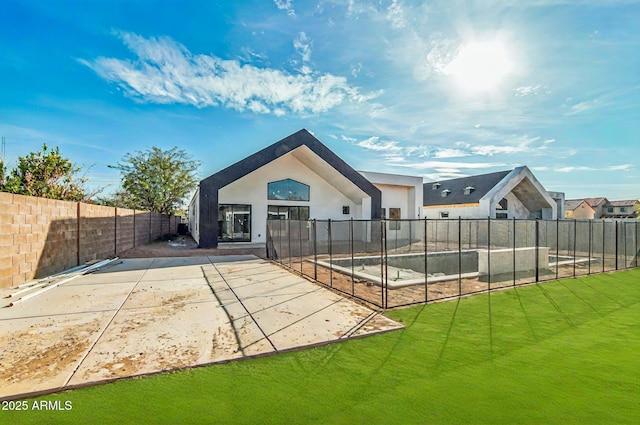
[0,256,402,400]
[0,282,137,320]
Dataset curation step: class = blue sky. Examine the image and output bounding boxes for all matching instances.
[1,0,638,201]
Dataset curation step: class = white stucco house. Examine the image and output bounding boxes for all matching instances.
[189,129,422,248]
[422,166,561,220]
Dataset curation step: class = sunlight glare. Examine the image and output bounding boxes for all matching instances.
[444,41,513,93]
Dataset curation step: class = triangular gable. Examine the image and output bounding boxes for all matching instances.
[202,129,380,200]
[197,129,382,247]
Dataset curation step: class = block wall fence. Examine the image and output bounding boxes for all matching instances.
[0,192,180,288]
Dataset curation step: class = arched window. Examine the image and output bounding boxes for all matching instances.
[267,179,310,201]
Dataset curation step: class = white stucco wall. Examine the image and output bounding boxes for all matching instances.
[218,153,369,244]
[423,203,487,219]
[359,171,423,219]
[187,188,200,243]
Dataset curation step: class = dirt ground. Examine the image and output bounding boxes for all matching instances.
[118,235,267,259]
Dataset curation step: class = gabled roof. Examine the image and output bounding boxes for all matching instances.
[565,199,586,211]
[584,197,608,207]
[607,199,639,207]
[201,128,381,205]
[423,170,511,206]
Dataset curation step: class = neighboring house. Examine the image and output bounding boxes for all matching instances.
[189,129,421,248]
[601,200,640,219]
[565,199,596,219]
[583,197,609,219]
[422,166,559,220]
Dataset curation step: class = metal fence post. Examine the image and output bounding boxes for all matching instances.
[313,219,317,281]
[380,219,385,308]
[424,217,428,303]
[328,219,333,288]
[556,217,560,280]
[487,217,491,289]
[600,220,607,273]
[535,219,540,282]
[350,218,355,295]
[458,217,462,296]
[288,218,292,268]
[384,221,388,309]
[615,221,619,270]
[573,220,577,277]
[624,221,628,269]
[587,220,593,274]
[513,217,517,286]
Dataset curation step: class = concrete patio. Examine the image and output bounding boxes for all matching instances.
[0,255,402,400]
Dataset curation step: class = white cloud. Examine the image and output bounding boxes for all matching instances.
[395,160,506,170]
[432,148,470,158]
[514,84,548,97]
[386,0,406,29]
[274,0,295,16]
[80,31,375,116]
[565,98,608,115]
[555,164,633,172]
[294,32,312,63]
[355,136,402,152]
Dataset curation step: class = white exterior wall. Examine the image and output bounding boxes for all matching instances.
[423,203,487,219]
[359,171,423,219]
[187,188,200,243]
[218,154,367,244]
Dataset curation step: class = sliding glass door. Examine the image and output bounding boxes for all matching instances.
[218,204,251,242]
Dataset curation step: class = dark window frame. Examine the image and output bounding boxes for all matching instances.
[267,179,310,202]
[218,204,252,242]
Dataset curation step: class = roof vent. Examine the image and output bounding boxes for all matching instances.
[464,186,475,195]
[441,189,451,198]
[432,182,441,190]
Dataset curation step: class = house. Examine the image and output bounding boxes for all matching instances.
[189,129,422,248]
[422,166,559,220]
[601,200,639,219]
[565,199,596,219]
[583,197,609,219]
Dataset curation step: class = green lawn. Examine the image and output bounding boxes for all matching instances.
[4,269,639,424]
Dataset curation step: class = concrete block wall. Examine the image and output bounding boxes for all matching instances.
[0,193,181,288]
[116,208,136,254]
[79,203,116,264]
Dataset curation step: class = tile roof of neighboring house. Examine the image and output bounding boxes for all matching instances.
[607,200,639,207]
[565,199,588,211]
[583,197,608,207]
[423,170,511,206]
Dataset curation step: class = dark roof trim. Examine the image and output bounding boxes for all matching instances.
[197,129,382,248]
[202,129,380,198]
[423,170,511,206]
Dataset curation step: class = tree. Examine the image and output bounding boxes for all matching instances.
[0,158,5,187]
[2,144,91,201]
[111,146,200,215]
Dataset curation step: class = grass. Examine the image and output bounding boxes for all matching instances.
[4,269,639,424]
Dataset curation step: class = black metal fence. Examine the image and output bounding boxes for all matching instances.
[266,218,640,309]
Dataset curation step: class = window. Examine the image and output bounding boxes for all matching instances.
[607,207,614,213]
[267,179,310,201]
[432,183,441,190]
[620,207,627,212]
[463,186,474,195]
[342,206,350,215]
[381,208,386,219]
[389,207,401,230]
[267,205,310,221]
[496,213,508,219]
[441,189,451,197]
[440,212,449,218]
[218,204,251,242]
[498,198,508,210]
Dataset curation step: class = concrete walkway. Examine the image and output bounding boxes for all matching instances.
[0,256,402,400]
